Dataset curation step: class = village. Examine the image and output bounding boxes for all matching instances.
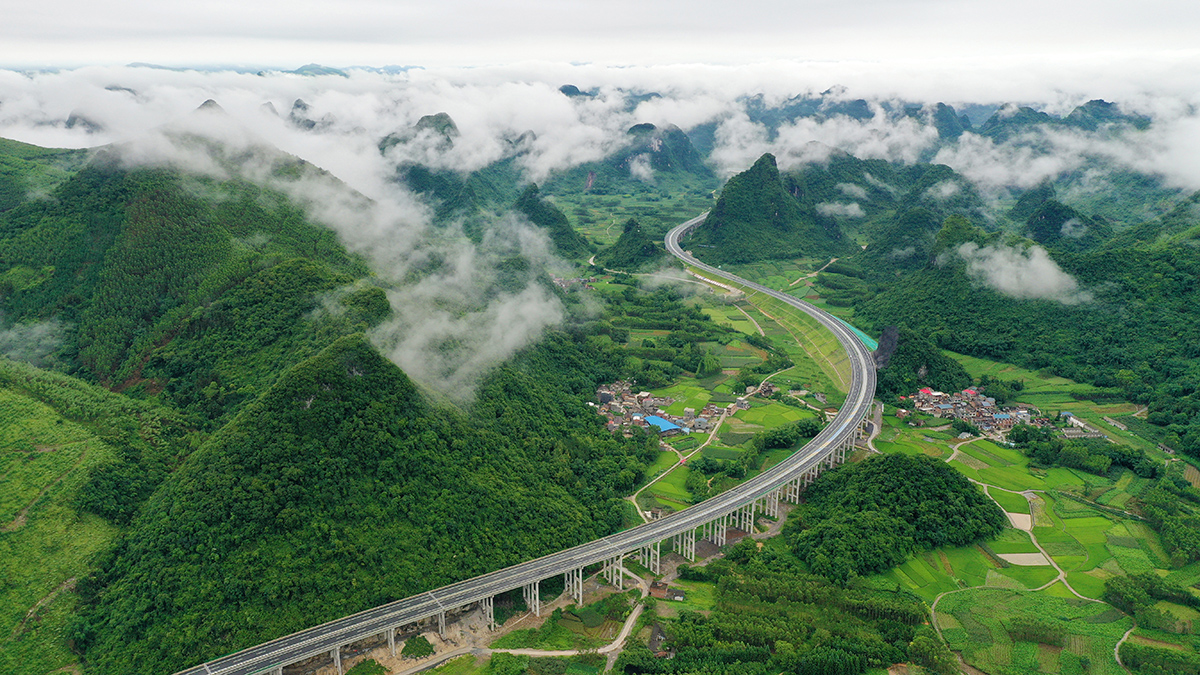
[590,380,738,436]
[897,386,1110,441]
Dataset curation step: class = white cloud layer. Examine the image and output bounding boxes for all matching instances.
[956,243,1092,305]
[816,202,865,218]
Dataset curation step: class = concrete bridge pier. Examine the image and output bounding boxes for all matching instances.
[638,541,661,574]
[602,555,625,590]
[764,489,780,518]
[388,627,396,656]
[787,477,803,503]
[739,501,756,532]
[564,567,584,604]
[482,595,496,631]
[425,592,448,636]
[673,529,696,560]
[523,581,541,617]
[332,646,343,675]
[715,514,727,546]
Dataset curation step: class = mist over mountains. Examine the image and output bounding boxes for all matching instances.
[4,63,1199,401]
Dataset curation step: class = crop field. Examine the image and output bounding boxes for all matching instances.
[645,450,678,478]
[722,258,825,291]
[988,488,1031,515]
[645,464,692,504]
[936,589,1131,675]
[700,446,744,460]
[735,401,812,427]
[650,381,713,416]
[865,392,1195,673]
[554,188,715,250]
[686,266,851,397]
[701,305,759,335]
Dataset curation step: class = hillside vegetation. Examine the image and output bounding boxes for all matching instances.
[689,154,849,264]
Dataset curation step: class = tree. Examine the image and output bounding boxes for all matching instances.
[401,635,434,659]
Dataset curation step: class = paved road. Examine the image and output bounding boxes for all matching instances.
[174,213,876,675]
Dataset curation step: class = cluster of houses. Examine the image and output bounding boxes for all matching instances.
[897,387,1119,441]
[592,380,745,436]
[550,275,598,291]
[898,387,1039,434]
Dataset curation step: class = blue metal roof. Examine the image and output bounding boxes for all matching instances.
[644,416,681,432]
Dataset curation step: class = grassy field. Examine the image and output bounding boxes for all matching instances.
[866,381,1193,674]
[0,388,121,675]
[937,589,1131,675]
[655,578,716,617]
[685,266,851,398]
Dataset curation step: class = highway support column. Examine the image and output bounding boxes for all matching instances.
[564,567,584,605]
[639,541,661,574]
[523,581,541,617]
[482,595,496,631]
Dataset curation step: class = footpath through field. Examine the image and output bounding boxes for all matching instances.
[930,437,1137,671]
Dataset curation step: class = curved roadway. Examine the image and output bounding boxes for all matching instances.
[175,213,876,675]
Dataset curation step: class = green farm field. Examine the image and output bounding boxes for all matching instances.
[869,392,1188,674]
[937,589,1131,675]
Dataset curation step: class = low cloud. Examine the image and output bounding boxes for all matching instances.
[628,154,654,182]
[816,202,865,218]
[94,104,568,402]
[707,106,939,177]
[0,312,65,367]
[836,182,868,199]
[925,180,960,200]
[1060,218,1088,238]
[956,242,1092,305]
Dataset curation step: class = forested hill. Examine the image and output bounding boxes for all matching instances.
[873,326,972,401]
[514,184,592,258]
[542,122,717,198]
[0,136,670,674]
[74,330,659,672]
[0,155,383,430]
[596,217,665,270]
[850,205,1200,456]
[689,153,849,264]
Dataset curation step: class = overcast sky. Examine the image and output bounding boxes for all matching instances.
[3,0,1199,68]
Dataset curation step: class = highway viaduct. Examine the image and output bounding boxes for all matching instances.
[174,212,877,675]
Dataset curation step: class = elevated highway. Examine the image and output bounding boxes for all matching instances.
[176,213,876,675]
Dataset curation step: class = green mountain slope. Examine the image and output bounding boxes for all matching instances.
[689,153,847,264]
[595,218,665,270]
[0,151,379,428]
[542,123,716,198]
[514,184,591,259]
[0,357,191,674]
[73,332,656,673]
[853,213,1200,454]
